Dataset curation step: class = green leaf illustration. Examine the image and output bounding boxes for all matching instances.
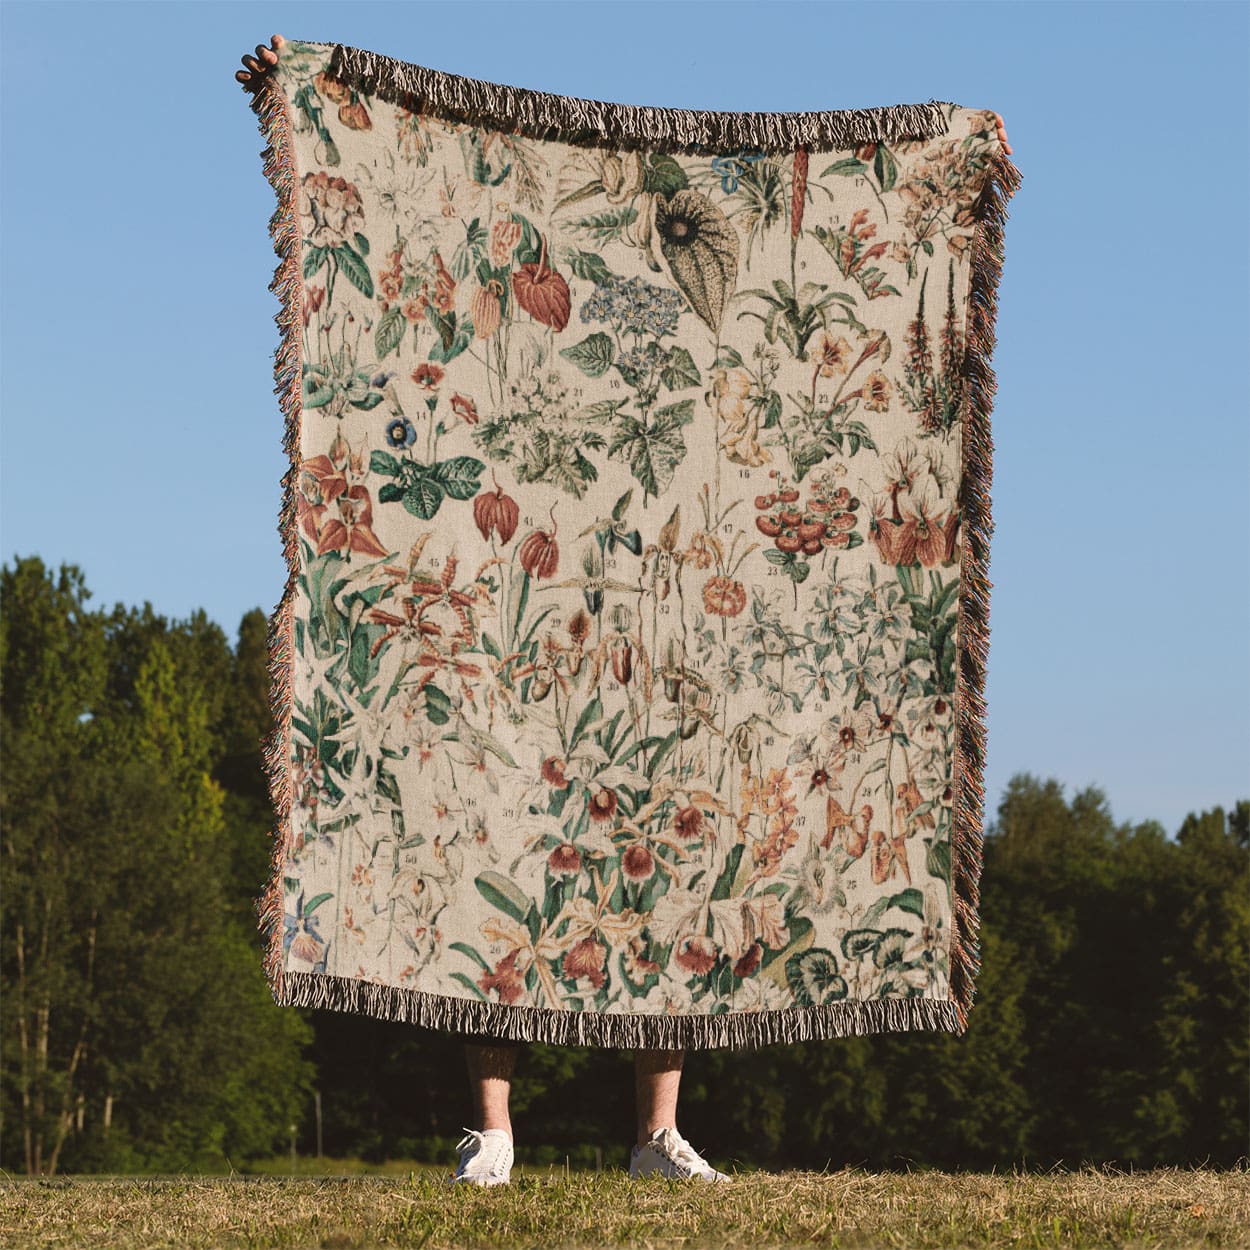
[785,947,848,1006]
[449,941,491,971]
[559,248,612,284]
[433,455,485,500]
[644,153,689,197]
[402,476,444,519]
[375,306,405,360]
[449,971,489,1001]
[475,871,532,924]
[423,684,451,725]
[334,244,374,298]
[303,892,334,918]
[660,345,700,391]
[560,333,615,378]
[369,450,402,478]
[302,246,328,280]
[888,888,925,918]
[607,407,691,498]
[841,929,884,961]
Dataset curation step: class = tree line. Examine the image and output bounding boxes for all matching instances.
[1,555,1246,1174]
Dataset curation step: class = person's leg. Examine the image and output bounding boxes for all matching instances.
[464,1040,519,1137]
[634,1047,685,1147]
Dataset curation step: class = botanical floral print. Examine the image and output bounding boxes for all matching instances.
[267,40,1004,1027]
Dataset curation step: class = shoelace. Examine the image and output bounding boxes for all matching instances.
[656,1127,712,1176]
[455,1126,509,1177]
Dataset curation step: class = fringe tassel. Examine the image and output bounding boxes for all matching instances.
[277,969,963,1051]
[247,74,306,1008]
[950,144,1023,1032]
[325,41,953,153]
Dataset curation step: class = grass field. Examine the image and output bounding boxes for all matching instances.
[1,1162,1247,1249]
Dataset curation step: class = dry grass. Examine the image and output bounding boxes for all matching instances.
[0,1164,1247,1248]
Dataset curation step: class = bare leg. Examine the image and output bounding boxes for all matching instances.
[464,1042,517,1137]
[634,1048,685,1147]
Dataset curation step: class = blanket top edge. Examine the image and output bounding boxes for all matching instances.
[277,38,972,154]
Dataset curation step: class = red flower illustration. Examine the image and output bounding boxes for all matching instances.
[734,942,763,979]
[412,362,445,391]
[541,756,570,788]
[511,233,570,332]
[673,805,704,840]
[621,844,655,882]
[547,843,581,877]
[588,788,618,822]
[674,935,717,976]
[297,438,388,559]
[451,393,480,425]
[478,948,526,1004]
[562,936,607,988]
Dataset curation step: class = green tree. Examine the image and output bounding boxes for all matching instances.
[0,559,315,1173]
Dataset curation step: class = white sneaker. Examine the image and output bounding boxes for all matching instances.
[451,1126,513,1185]
[629,1126,729,1180]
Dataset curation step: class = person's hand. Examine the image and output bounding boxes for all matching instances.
[993,112,1013,155]
[236,34,285,90]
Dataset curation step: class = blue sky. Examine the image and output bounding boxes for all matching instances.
[2,1,1246,838]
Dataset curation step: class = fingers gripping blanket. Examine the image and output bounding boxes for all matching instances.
[246,39,1021,1049]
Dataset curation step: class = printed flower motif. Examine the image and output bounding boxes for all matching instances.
[894,778,936,836]
[518,509,560,579]
[299,171,366,249]
[473,474,519,544]
[743,767,801,883]
[471,279,504,339]
[870,827,912,886]
[411,362,444,391]
[490,217,523,268]
[339,101,372,131]
[301,284,325,329]
[285,891,327,966]
[621,843,655,882]
[597,149,645,204]
[511,233,570,332]
[863,371,892,412]
[813,331,852,378]
[712,367,771,467]
[673,806,704,840]
[547,843,581,877]
[588,788,618,822]
[296,434,388,559]
[450,393,479,425]
[385,417,417,449]
[824,705,879,757]
[478,948,526,1004]
[579,274,684,339]
[312,71,374,131]
[702,574,747,618]
[734,942,763,979]
[686,530,721,570]
[562,935,608,988]
[430,251,456,314]
[314,71,352,105]
[674,935,718,976]
[541,756,569,788]
[623,934,662,981]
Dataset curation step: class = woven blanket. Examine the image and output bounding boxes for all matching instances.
[246,39,1021,1049]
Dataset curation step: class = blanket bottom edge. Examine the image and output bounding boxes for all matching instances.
[274,969,963,1050]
